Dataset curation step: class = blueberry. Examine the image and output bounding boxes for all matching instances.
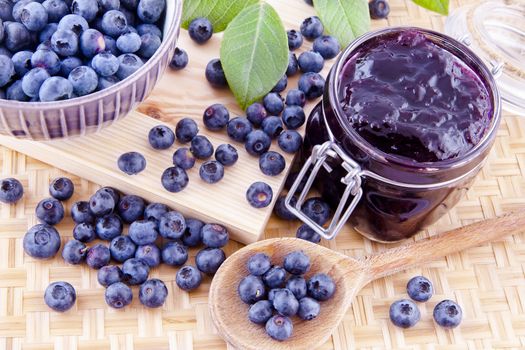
[23,224,61,259]
[286,276,307,299]
[109,235,136,262]
[307,273,335,301]
[117,151,146,175]
[0,55,14,88]
[287,29,303,51]
[369,0,390,19]
[61,239,87,264]
[122,257,149,285]
[246,252,271,276]
[161,241,188,266]
[300,16,323,41]
[182,218,203,247]
[5,80,29,101]
[195,247,225,274]
[144,202,167,223]
[12,51,33,77]
[68,66,98,96]
[188,17,212,44]
[101,10,127,37]
[100,187,120,205]
[273,288,299,317]
[283,106,306,130]
[298,72,325,100]
[129,219,158,245]
[137,33,161,58]
[175,118,198,143]
[302,197,331,225]
[313,35,340,59]
[226,117,252,142]
[20,2,48,31]
[71,201,94,224]
[172,148,196,170]
[97,75,119,90]
[159,211,186,239]
[4,22,32,52]
[246,181,273,208]
[273,195,296,220]
[246,102,267,127]
[44,282,76,312]
[0,178,23,203]
[58,14,89,36]
[238,275,266,304]
[39,76,73,101]
[98,0,120,11]
[203,103,229,131]
[263,92,284,115]
[36,198,65,225]
[201,223,229,248]
[433,299,462,328]
[51,29,79,56]
[60,56,83,77]
[205,58,227,88]
[245,130,271,156]
[271,75,287,93]
[137,0,165,23]
[259,151,285,176]
[135,244,160,267]
[389,299,420,328]
[91,52,119,77]
[95,214,122,241]
[71,0,98,22]
[116,32,140,53]
[48,177,74,201]
[103,35,118,55]
[284,251,310,275]
[161,166,189,192]
[117,195,144,223]
[268,288,284,302]
[286,52,298,76]
[296,224,321,243]
[116,53,143,79]
[263,265,286,289]
[89,189,115,216]
[0,0,12,21]
[406,276,434,302]
[304,0,313,4]
[298,297,320,320]
[265,315,293,341]
[148,125,175,150]
[278,130,303,154]
[139,279,168,308]
[214,144,238,166]
[249,300,273,324]
[120,0,138,10]
[137,23,162,38]
[97,265,123,287]
[169,47,189,70]
[73,222,96,242]
[298,51,324,73]
[285,89,305,107]
[22,68,50,98]
[190,135,214,159]
[86,243,110,269]
[176,265,202,291]
[261,116,283,139]
[119,6,136,26]
[39,23,58,42]
[105,282,132,308]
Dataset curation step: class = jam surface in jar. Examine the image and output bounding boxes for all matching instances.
[339,30,492,163]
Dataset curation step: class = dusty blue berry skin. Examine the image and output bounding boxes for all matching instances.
[182,218,204,247]
[137,0,165,23]
[302,197,331,225]
[214,144,238,166]
[268,288,284,302]
[202,223,229,248]
[137,23,162,38]
[407,276,434,302]
[296,224,321,243]
[49,177,74,201]
[139,278,168,308]
[159,211,186,240]
[313,35,340,59]
[259,151,286,176]
[44,281,76,312]
[245,130,271,156]
[4,22,32,52]
[265,315,293,341]
[23,224,61,259]
[128,219,158,245]
[89,189,115,217]
[205,58,227,88]
[175,118,198,143]
[286,276,307,299]
[238,275,266,304]
[263,92,284,115]
[274,195,297,220]
[261,116,283,139]
[263,265,286,289]
[95,214,123,241]
[51,29,79,56]
[249,300,273,324]
[62,239,87,264]
[188,17,212,44]
[86,244,110,269]
[0,0,13,21]
[101,10,127,37]
[98,0,120,11]
[36,198,65,225]
[390,299,421,328]
[22,68,50,98]
[39,76,74,101]
[282,106,306,130]
[246,102,267,127]
[60,58,81,78]
[57,14,88,35]
[278,130,303,154]
[71,0,98,22]
[227,117,252,142]
[20,2,49,31]
[69,66,98,96]
[110,235,136,262]
[285,89,306,107]
[118,152,146,175]
[298,72,325,100]
[105,282,132,308]
[161,166,189,193]
[135,244,160,267]
[273,288,299,317]
[369,0,390,19]
[298,51,324,73]
[286,52,299,76]
[298,297,320,320]
[72,223,95,243]
[12,51,33,77]
[195,247,225,274]
[39,22,58,42]
[307,273,335,301]
[122,258,150,285]
[148,125,175,150]
[137,33,161,58]
[190,135,214,159]
[117,195,144,223]
[246,182,273,208]
[271,75,287,93]
[300,16,323,41]
[287,29,303,51]
[116,53,143,79]
[433,300,462,328]
[5,80,29,101]
[97,265,123,287]
[173,148,196,170]
[92,52,119,77]
[199,159,224,183]
[176,265,202,291]
[0,178,24,203]
[116,32,141,53]
[203,103,229,131]
[247,253,271,276]
[284,251,310,275]
[161,241,188,266]
[144,202,168,223]
[31,49,60,75]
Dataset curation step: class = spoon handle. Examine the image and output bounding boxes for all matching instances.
[365,209,525,280]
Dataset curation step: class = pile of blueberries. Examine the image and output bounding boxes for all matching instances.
[9,176,229,312]
[390,276,463,329]
[238,251,335,341]
[0,0,166,102]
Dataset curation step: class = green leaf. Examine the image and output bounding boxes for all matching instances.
[182,0,259,33]
[411,0,449,15]
[220,3,288,110]
[313,0,371,48]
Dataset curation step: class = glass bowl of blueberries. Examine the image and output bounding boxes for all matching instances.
[0,0,181,140]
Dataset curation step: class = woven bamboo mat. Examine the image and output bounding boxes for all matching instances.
[1,0,525,349]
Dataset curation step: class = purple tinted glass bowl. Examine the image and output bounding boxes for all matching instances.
[0,0,182,140]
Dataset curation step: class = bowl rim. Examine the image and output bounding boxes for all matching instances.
[0,0,183,110]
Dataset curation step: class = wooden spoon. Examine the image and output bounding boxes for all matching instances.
[209,210,525,350]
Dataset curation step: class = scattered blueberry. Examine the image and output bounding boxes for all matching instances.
[188,17,213,44]
[227,117,253,142]
[313,35,340,59]
[263,265,286,289]
[0,178,24,203]
[284,251,310,275]
[36,198,65,225]
[249,300,273,324]
[89,189,115,217]
[203,103,229,130]
[182,218,204,247]
[287,29,303,51]
[199,160,224,184]
[195,247,225,274]
[73,222,96,243]
[286,276,307,299]
[49,177,74,201]
[139,278,168,308]
[169,47,188,70]
[95,213,122,241]
[369,0,390,19]
[274,195,297,220]
[390,299,420,328]
[298,72,325,100]
[105,282,132,308]
[201,223,229,248]
[148,125,175,150]
[278,130,303,154]
[176,265,202,291]
[247,253,272,276]
[117,152,146,175]
[129,219,158,245]
[205,58,227,88]
[159,211,186,239]
[44,281,76,312]
[298,51,324,73]
[175,118,198,143]
[298,297,320,320]
[190,135,214,159]
[238,275,266,304]
[261,116,283,139]
[271,75,287,93]
[263,92,284,115]
[172,148,196,170]
[144,202,167,223]
[161,241,188,266]
[246,102,267,127]
[161,166,189,193]
[122,257,150,285]
[245,130,271,156]
[259,151,286,176]
[97,265,123,287]
[433,299,462,328]
[300,16,323,41]
[302,197,331,225]
[246,181,273,208]
[117,195,145,223]
[268,288,284,302]
[273,288,299,317]
[135,244,161,267]
[215,144,238,166]
[62,239,87,264]
[286,52,299,76]
[307,273,335,301]
[265,315,293,341]
[110,235,137,262]
[86,243,110,269]
[285,89,306,107]
[407,276,434,302]
[23,224,61,259]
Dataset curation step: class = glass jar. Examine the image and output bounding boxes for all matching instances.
[285,27,502,243]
